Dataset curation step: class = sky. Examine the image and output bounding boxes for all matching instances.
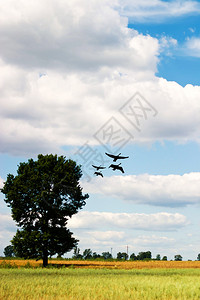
[0,0,200,260]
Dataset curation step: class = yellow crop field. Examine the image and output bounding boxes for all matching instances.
[1,259,200,269]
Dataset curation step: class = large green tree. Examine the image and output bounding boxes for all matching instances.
[1,154,89,267]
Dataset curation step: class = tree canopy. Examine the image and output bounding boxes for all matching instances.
[1,154,89,266]
[117,252,128,260]
[4,245,15,257]
[174,254,182,261]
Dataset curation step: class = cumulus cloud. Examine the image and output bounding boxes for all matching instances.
[118,0,200,22]
[0,0,157,72]
[68,211,188,231]
[1,66,200,156]
[83,172,200,207]
[0,0,160,155]
[0,0,200,156]
[67,207,189,255]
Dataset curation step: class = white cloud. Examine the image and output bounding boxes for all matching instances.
[83,172,200,207]
[159,36,178,55]
[0,0,156,72]
[76,231,174,247]
[185,37,200,57]
[0,0,160,155]
[128,234,175,246]
[89,231,125,242]
[118,0,200,22]
[0,0,200,156]
[68,211,188,230]
[69,230,177,258]
[1,65,200,156]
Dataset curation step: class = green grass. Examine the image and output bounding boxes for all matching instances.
[1,268,200,299]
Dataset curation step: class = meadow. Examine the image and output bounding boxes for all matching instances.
[1,260,200,299]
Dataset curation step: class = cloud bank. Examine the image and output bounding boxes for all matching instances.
[68,211,188,231]
[83,172,200,207]
[0,0,200,156]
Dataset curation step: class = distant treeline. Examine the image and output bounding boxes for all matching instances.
[72,248,169,261]
[4,245,200,261]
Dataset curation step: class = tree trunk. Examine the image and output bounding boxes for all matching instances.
[43,252,48,267]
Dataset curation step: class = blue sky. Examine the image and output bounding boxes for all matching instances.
[0,0,200,260]
[132,14,200,86]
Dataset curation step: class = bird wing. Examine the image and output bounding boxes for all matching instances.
[94,171,103,177]
[105,152,115,159]
[118,155,129,159]
[92,165,99,169]
[119,167,125,173]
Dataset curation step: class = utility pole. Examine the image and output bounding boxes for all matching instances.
[127,245,128,258]
[111,248,113,257]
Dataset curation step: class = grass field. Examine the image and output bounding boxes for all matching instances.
[1,267,200,299]
[1,260,200,299]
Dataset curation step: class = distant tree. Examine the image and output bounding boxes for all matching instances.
[4,245,15,257]
[102,252,112,260]
[83,249,92,260]
[92,252,101,259]
[72,247,83,259]
[117,252,128,260]
[137,251,151,260]
[145,251,152,259]
[122,252,128,260]
[197,253,200,261]
[1,154,89,267]
[130,253,137,261]
[174,254,182,261]
[162,256,167,261]
[117,252,123,260]
[156,254,161,260]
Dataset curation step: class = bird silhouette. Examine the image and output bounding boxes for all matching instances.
[109,163,124,173]
[94,171,104,177]
[92,165,106,170]
[105,152,129,162]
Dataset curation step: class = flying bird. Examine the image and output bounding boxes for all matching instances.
[92,165,106,170]
[109,163,124,173]
[105,152,129,162]
[94,171,104,177]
